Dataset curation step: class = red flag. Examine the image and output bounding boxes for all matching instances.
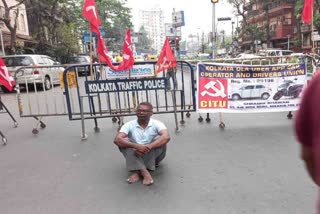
[82,0,101,28]
[302,0,314,24]
[99,29,134,71]
[116,29,134,71]
[0,58,15,92]
[82,0,134,71]
[156,38,177,74]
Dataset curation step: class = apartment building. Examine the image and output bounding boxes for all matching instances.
[240,0,296,52]
[137,7,165,53]
[0,0,31,55]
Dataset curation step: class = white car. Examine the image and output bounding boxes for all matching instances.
[236,53,262,59]
[2,54,64,91]
[229,84,272,100]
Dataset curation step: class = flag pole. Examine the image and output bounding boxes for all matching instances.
[89,31,93,80]
[311,6,316,73]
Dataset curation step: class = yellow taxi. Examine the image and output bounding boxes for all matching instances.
[147,54,158,61]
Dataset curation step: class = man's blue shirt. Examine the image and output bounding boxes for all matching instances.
[119,118,167,145]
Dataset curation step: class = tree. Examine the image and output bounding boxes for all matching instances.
[228,0,272,51]
[0,0,27,54]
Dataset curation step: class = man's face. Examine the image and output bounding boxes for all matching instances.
[136,105,153,120]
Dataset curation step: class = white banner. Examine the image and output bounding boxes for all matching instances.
[105,64,154,79]
[197,62,307,113]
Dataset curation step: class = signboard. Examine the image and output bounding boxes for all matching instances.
[172,10,185,28]
[197,62,307,113]
[165,23,181,38]
[59,71,76,89]
[85,78,167,93]
[105,64,155,79]
[217,17,231,21]
[312,32,320,41]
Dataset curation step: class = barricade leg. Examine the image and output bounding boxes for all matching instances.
[80,96,87,140]
[89,96,100,133]
[180,90,185,124]
[186,105,191,118]
[206,113,211,122]
[32,116,46,134]
[0,130,7,145]
[219,113,225,129]
[198,114,204,122]
[171,90,179,132]
[0,98,18,128]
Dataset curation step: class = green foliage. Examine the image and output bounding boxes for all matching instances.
[54,23,80,63]
[95,0,133,51]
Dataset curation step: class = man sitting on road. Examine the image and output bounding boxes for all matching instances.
[114,102,170,185]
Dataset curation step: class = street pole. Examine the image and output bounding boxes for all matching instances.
[287,35,290,50]
[212,3,216,59]
[0,29,4,56]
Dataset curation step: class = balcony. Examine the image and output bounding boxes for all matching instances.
[268,0,295,12]
[246,9,266,23]
[270,24,293,39]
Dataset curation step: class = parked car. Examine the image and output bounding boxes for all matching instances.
[2,54,63,91]
[65,55,90,76]
[229,84,272,100]
[235,53,261,59]
[258,49,293,57]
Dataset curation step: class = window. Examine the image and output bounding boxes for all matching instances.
[3,56,34,67]
[256,85,265,89]
[244,86,254,90]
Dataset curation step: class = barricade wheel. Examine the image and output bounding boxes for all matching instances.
[287,112,293,119]
[186,112,191,117]
[219,122,225,129]
[2,137,7,145]
[14,122,18,128]
[206,117,211,123]
[180,120,185,124]
[198,116,203,122]
[40,123,46,129]
[44,77,52,90]
[32,129,39,134]
[94,127,100,132]
[112,117,117,123]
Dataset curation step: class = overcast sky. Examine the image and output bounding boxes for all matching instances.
[125,0,236,38]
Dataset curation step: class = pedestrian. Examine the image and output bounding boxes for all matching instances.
[114,102,170,185]
[295,72,320,213]
[166,67,178,90]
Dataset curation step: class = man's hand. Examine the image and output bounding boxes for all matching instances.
[134,144,151,156]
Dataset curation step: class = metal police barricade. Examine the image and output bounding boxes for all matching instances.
[63,61,196,140]
[192,54,316,128]
[14,63,80,134]
[0,94,18,145]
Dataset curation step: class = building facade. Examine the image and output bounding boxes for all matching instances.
[240,0,296,52]
[137,7,165,53]
[0,0,31,55]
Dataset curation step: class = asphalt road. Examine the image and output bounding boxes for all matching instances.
[0,92,317,214]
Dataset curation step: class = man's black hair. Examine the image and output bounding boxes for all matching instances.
[138,102,153,110]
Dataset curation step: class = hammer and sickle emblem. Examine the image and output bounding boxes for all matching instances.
[200,80,226,98]
[86,6,98,19]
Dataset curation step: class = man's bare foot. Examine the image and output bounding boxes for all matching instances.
[126,172,140,184]
[140,169,154,185]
